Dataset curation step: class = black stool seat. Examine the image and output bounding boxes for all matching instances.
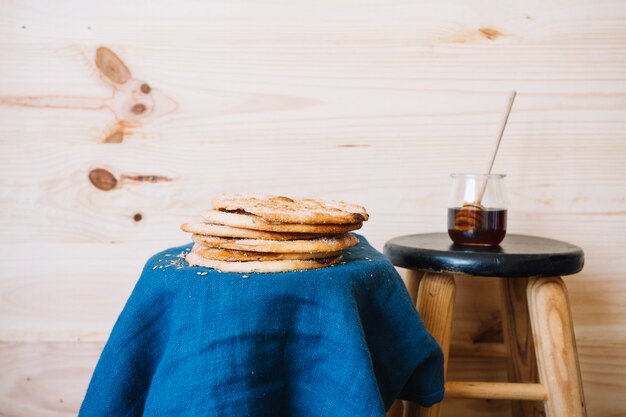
[384,233,584,278]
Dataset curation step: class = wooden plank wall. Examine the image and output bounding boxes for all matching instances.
[1,0,625,415]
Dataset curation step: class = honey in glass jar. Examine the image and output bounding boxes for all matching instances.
[447,174,507,246]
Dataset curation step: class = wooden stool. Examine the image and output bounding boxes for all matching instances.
[384,233,586,417]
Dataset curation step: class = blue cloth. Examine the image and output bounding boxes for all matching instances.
[79,235,444,417]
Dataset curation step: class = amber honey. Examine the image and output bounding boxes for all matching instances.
[447,207,507,246]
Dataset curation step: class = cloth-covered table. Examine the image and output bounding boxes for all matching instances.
[79,235,444,417]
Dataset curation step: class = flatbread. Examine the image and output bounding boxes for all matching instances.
[180,223,325,241]
[192,232,359,253]
[211,194,368,224]
[201,210,362,233]
[191,243,342,261]
[185,252,342,273]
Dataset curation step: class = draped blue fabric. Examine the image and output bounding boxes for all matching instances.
[79,235,443,417]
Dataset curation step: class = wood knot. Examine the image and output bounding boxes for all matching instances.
[88,168,117,191]
[140,83,151,94]
[271,196,294,203]
[95,47,131,84]
[124,174,173,184]
[103,131,124,143]
[478,27,502,41]
[473,319,504,343]
[102,121,133,143]
[133,213,143,222]
[131,103,146,114]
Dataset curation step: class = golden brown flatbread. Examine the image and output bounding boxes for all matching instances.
[191,243,343,262]
[192,232,359,253]
[185,252,342,273]
[180,223,325,241]
[211,194,368,224]
[201,210,363,234]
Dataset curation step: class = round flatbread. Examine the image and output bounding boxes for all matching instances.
[185,252,342,273]
[211,194,368,224]
[192,232,359,253]
[191,243,343,262]
[201,210,363,233]
[180,223,325,241]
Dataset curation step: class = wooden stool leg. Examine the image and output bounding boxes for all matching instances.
[500,278,544,417]
[403,270,424,306]
[397,270,425,417]
[387,269,424,417]
[407,272,456,417]
[387,271,425,416]
[527,277,587,417]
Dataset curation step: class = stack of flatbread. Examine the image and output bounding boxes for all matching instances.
[181,194,368,273]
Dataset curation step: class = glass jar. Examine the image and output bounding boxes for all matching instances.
[447,174,507,246]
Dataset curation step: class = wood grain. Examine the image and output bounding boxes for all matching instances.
[402,270,423,305]
[528,277,587,417]
[1,0,626,415]
[450,342,507,359]
[415,273,456,417]
[501,278,543,417]
[0,342,623,417]
[0,243,156,342]
[0,342,101,417]
[444,381,547,401]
